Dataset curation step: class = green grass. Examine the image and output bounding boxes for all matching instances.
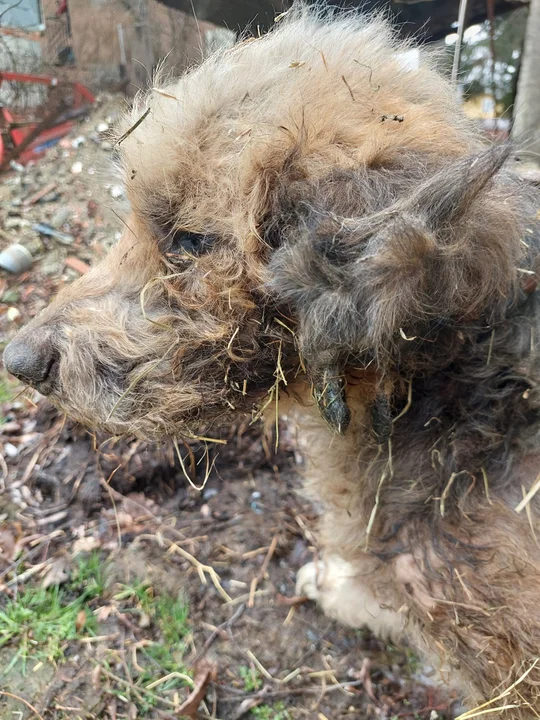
[251,702,291,719]
[69,551,107,599]
[0,379,11,404]
[0,552,194,715]
[0,585,97,674]
[0,553,108,674]
[111,581,192,713]
[0,372,15,424]
[239,663,263,692]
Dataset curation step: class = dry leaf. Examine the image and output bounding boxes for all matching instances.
[41,558,69,588]
[0,529,16,566]
[72,536,101,554]
[138,611,151,628]
[120,492,158,519]
[76,609,87,632]
[231,696,264,719]
[289,60,306,68]
[91,664,101,689]
[177,660,217,717]
[95,604,115,621]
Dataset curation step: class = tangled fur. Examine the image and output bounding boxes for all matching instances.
[6,7,540,714]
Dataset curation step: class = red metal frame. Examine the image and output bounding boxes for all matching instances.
[0,71,95,167]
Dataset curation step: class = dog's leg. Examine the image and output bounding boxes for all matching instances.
[296,554,406,641]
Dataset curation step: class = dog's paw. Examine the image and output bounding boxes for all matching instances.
[296,560,322,600]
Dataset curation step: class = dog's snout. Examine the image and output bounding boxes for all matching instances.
[3,330,59,394]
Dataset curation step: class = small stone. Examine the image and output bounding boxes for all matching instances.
[20,235,45,256]
[4,217,30,230]
[203,487,218,500]
[51,207,73,229]
[71,161,83,174]
[4,443,18,458]
[97,122,109,133]
[6,307,21,322]
[71,135,86,148]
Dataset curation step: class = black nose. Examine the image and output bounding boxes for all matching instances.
[3,331,59,394]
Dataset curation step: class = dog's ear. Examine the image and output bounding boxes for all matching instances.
[269,145,520,433]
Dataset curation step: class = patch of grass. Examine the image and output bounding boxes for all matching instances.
[0,379,11,404]
[111,581,192,714]
[0,552,107,675]
[239,664,264,692]
[69,551,107,599]
[0,585,97,675]
[0,371,16,424]
[251,702,291,719]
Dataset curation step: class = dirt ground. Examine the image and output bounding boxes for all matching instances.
[0,96,459,720]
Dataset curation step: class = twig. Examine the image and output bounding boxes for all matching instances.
[190,604,246,667]
[248,535,278,608]
[166,541,232,603]
[0,691,44,720]
[146,672,194,690]
[246,650,276,683]
[115,108,151,146]
[217,678,366,702]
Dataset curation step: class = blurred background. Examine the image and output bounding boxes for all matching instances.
[0,2,538,719]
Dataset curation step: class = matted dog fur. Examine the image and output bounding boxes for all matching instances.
[5,7,540,715]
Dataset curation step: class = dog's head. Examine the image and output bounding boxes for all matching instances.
[3,10,528,440]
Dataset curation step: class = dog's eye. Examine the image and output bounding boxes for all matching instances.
[169,231,215,256]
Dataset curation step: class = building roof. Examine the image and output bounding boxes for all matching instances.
[155,0,528,42]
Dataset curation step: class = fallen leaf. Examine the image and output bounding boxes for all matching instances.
[72,536,101,555]
[177,660,217,717]
[231,696,264,719]
[76,609,87,632]
[95,604,115,621]
[138,611,151,628]
[41,558,69,588]
[120,492,158,519]
[0,529,16,564]
[91,664,101,689]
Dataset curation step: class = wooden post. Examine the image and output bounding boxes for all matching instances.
[131,0,153,90]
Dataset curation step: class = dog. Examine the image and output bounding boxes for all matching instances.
[5,8,540,714]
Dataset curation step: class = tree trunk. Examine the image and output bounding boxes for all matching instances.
[512,0,540,161]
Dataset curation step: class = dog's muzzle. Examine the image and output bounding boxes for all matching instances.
[3,327,59,395]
